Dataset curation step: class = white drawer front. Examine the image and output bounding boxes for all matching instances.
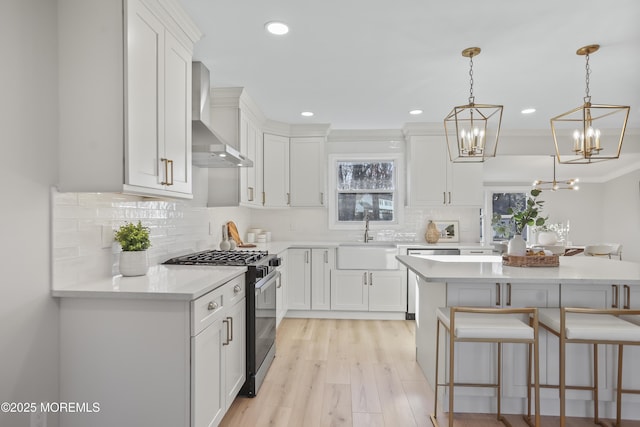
[191,286,225,336]
[225,275,246,307]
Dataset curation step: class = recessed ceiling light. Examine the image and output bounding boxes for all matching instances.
[521,108,536,114]
[409,109,423,115]
[301,111,314,117]
[265,21,289,35]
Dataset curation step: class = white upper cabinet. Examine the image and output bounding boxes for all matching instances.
[407,135,483,207]
[58,0,201,199]
[240,110,263,207]
[263,133,290,207]
[289,136,326,207]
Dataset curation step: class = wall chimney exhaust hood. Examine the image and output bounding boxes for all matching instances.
[192,62,253,168]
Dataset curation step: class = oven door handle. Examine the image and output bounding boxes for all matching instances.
[256,271,280,294]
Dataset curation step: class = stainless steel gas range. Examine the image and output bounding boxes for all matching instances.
[164,249,282,397]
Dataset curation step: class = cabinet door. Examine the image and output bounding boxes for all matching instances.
[501,283,559,398]
[446,282,498,307]
[368,270,406,312]
[287,249,311,310]
[331,270,369,311]
[263,133,289,207]
[311,249,333,310]
[224,298,246,409]
[126,0,165,190]
[163,32,192,194]
[192,318,225,427]
[290,137,325,207]
[407,136,448,206]
[448,161,483,206]
[240,112,262,206]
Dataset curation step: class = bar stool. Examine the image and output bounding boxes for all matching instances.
[535,307,640,427]
[431,307,540,427]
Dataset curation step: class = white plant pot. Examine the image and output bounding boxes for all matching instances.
[507,235,527,256]
[119,251,149,277]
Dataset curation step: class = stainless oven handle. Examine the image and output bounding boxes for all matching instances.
[256,271,280,294]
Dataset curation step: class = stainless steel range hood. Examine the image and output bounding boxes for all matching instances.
[192,62,253,168]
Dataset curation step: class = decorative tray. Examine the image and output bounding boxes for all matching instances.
[502,254,559,267]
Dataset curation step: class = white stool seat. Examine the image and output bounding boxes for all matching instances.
[620,314,640,326]
[437,307,534,340]
[538,308,640,341]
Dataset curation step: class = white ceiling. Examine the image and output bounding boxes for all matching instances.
[179,0,640,181]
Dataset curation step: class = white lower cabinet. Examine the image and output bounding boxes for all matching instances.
[59,274,245,427]
[331,270,406,312]
[445,282,559,407]
[287,248,333,311]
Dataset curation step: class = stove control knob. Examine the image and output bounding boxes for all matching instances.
[233,285,241,294]
[269,257,282,267]
[208,301,218,311]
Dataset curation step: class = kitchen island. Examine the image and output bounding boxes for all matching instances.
[396,255,640,420]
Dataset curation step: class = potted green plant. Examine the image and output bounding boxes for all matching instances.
[506,189,547,255]
[114,221,151,276]
[508,189,547,235]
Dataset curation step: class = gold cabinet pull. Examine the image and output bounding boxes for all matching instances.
[168,159,174,185]
[160,158,170,185]
[495,283,501,306]
[287,192,290,205]
[448,191,451,204]
[612,284,619,308]
[320,192,324,205]
[363,272,367,286]
[222,318,231,345]
[624,284,631,309]
[369,272,373,286]
[248,187,254,201]
[506,282,512,306]
[443,192,446,204]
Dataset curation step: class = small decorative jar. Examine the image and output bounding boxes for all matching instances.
[425,220,440,244]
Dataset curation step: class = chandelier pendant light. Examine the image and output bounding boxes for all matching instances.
[550,44,630,164]
[533,156,579,191]
[444,47,503,163]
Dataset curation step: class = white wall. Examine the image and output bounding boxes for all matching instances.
[0,1,60,426]
[603,169,640,262]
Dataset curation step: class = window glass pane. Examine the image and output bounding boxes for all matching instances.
[491,192,526,240]
[337,161,394,191]
[337,193,394,221]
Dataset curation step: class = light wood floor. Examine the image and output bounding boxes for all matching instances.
[220,318,638,427]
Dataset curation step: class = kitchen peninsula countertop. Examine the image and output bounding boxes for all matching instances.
[52,265,246,300]
[397,254,640,285]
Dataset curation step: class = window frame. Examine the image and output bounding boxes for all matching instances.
[328,153,404,230]
[483,186,531,242]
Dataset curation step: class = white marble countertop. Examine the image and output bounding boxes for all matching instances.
[52,265,247,300]
[397,254,640,285]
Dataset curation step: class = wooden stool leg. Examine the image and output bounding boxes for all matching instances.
[448,325,455,427]
[617,344,624,427]
[497,342,502,421]
[431,320,441,425]
[594,343,599,424]
[560,328,566,427]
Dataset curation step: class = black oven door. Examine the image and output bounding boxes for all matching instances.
[253,270,278,378]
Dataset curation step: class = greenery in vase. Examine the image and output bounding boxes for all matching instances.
[508,189,547,235]
[114,221,151,251]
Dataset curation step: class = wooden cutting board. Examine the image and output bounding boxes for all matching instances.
[226,221,256,248]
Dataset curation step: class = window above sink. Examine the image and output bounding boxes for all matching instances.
[328,153,404,230]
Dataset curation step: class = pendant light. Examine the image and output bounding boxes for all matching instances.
[533,156,579,191]
[550,44,630,164]
[444,47,503,163]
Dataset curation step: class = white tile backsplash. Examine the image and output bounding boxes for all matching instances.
[51,189,249,288]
